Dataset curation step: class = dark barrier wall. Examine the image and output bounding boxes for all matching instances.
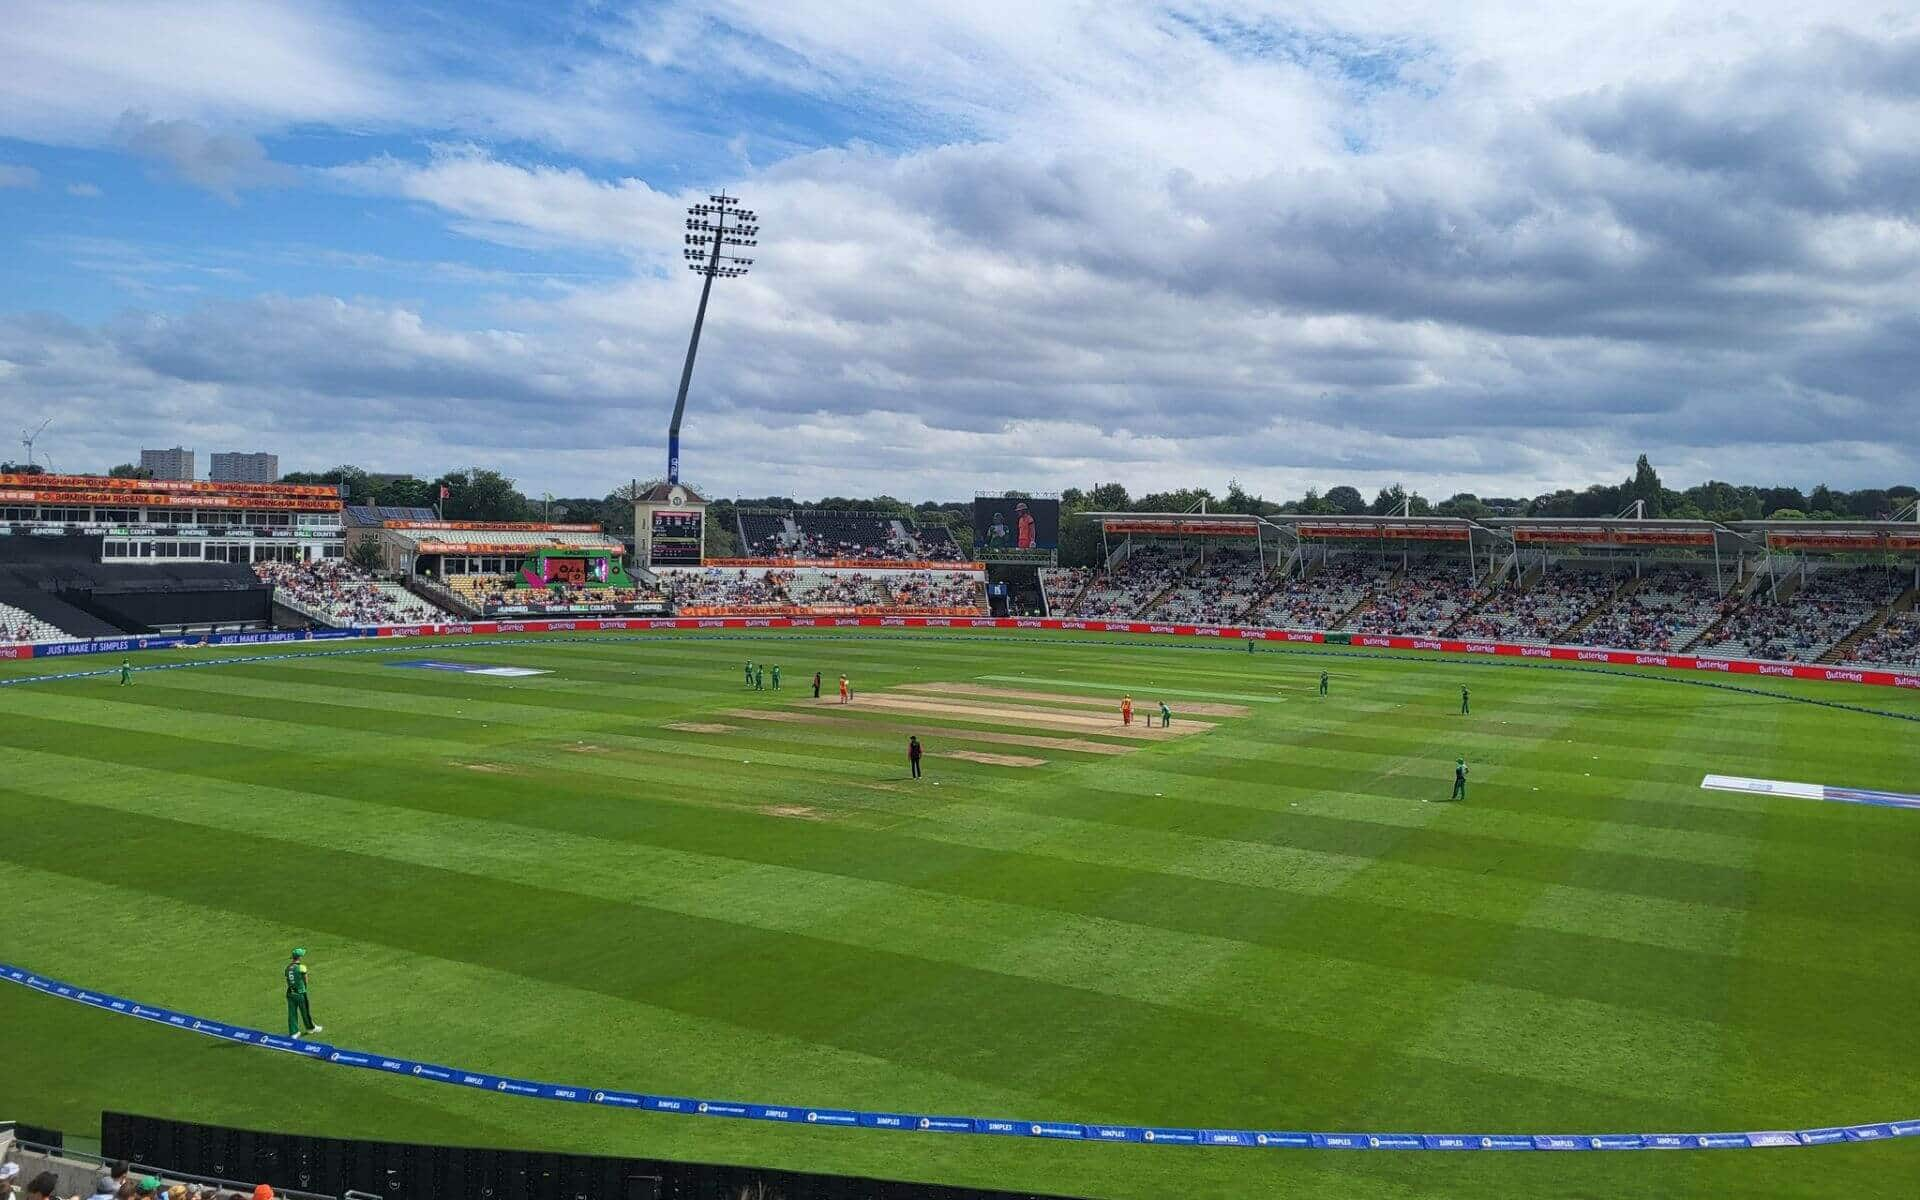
[0,532,104,563]
[102,1112,1085,1200]
[86,584,271,631]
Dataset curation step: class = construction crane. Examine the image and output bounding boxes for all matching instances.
[19,417,52,471]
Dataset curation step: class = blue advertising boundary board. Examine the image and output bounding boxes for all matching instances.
[6,964,1918,1153]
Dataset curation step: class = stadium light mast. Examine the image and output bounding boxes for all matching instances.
[668,192,758,484]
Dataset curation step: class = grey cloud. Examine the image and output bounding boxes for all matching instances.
[0,163,39,188]
[114,111,296,200]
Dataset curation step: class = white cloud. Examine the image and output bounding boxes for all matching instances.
[0,164,39,188]
[66,181,103,197]
[4,3,1920,499]
[0,1,395,142]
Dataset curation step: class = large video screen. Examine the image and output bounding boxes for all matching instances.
[650,510,704,565]
[973,496,1059,552]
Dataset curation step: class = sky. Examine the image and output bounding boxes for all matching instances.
[1,2,1917,502]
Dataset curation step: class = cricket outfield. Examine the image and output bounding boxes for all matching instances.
[2,628,1918,1198]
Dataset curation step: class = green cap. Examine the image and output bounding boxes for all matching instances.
[140,1177,162,1192]
[292,947,306,958]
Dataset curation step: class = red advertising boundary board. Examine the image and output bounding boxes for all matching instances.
[8,617,1918,690]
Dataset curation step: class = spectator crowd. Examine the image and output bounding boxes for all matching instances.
[1848,608,1920,667]
[1579,568,1729,651]
[252,560,450,627]
[1347,558,1483,636]
[1700,568,1899,663]
[0,1160,283,1200]
[1454,568,1621,644]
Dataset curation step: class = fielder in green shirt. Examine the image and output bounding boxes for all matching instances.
[754,665,765,690]
[771,664,781,689]
[1319,671,1329,696]
[1460,685,1470,715]
[120,658,132,686]
[285,947,322,1038]
[1159,701,1172,727]
[1451,758,1468,801]
[744,661,754,687]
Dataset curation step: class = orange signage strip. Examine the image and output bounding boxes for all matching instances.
[1514,529,1715,547]
[1767,531,1920,552]
[0,472,339,500]
[1295,524,1470,541]
[1100,520,1259,537]
[0,487,339,511]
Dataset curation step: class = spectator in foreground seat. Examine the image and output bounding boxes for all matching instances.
[85,1175,115,1200]
[25,1171,61,1200]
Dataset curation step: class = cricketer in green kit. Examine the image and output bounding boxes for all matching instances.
[771,664,781,689]
[754,665,765,690]
[1159,701,1172,727]
[285,947,321,1037]
[1460,685,1470,715]
[1319,671,1329,696]
[744,661,754,687]
[1452,758,1469,801]
[119,659,132,686]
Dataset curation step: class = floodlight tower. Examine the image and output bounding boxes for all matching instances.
[668,192,758,484]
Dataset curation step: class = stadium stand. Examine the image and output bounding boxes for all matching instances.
[1695,566,1899,662]
[885,570,987,610]
[783,569,891,608]
[1061,545,1192,619]
[1454,567,1624,644]
[1578,566,1731,651]
[1847,606,1920,667]
[1038,566,1092,615]
[1345,557,1483,636]
[914,524,967,561]
[442,572,666,615]
[1247,555,1392,631]
[1149,551,1269,624]
[0,596,67,642]
[254,560,451,627]
[735,510,964,562]
[655,565,987,615]
[660,567,794,610]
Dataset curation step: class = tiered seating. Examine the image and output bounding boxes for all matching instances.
[662,568,793,609]
[447,573,511,607]
[737,511,953,561]
[1847,609,1920,668]
[914,524,966,561]
[885,571,987,611]
[1579,568,1728,651]
[1,597,68,643]
[1039,567,1091,614]
[783,570,890,607]
[738,512,790,555]
[1064,547,1191,619]
[445,573,663,612]
[1454,568,1621,644]
[1248,557,1392,631]
[1346,558,1481,635]
[1151,554,1269,624]
[253,560,452,626]
[1698,568,1897,663]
